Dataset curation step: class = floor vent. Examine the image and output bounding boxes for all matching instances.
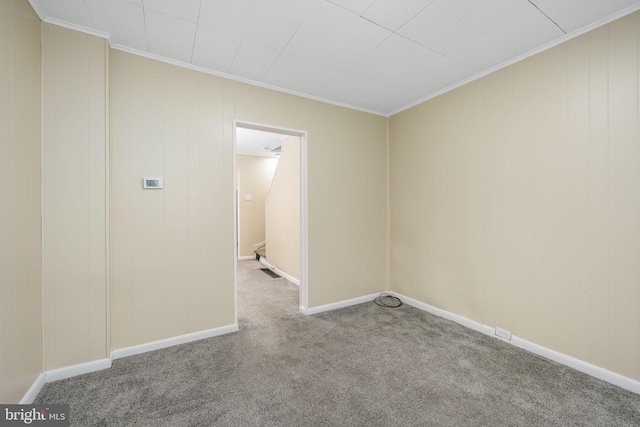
[261,268,280,278]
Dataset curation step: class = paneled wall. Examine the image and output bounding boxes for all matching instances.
[43,24,109,370]
[0,0,42,403]
[390,12,640,381]
[236,154,278,257]
[265,136,301,280]
[110,51,388,349]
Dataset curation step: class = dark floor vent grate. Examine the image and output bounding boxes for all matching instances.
[261,268,280,278]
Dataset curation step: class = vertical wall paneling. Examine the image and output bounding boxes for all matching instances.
[390,11,640,382]
[510,58,538,340]
[533,46,570,354]
[588,25,611,369]
[0,0,42,403]
[110,52,133,349]
[608,14,639,378]
[566,35,592,361]
[43,24,108,370]
[130,56,165,344]
[110,51,388,349]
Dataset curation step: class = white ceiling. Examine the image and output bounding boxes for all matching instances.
[236,127,286,158]
[31,0,640,115]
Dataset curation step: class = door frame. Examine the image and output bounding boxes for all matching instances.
[232,119,309,324]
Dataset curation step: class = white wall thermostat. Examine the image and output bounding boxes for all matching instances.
[143,178,163,189]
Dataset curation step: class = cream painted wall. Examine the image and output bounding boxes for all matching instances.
[0,0,42,403]
[42,24,109,370]
[236,154,278,257]
[110,50,388,349]
[265,136,301,280]
[390,12,640,382]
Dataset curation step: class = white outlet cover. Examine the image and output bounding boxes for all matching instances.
[495,327,512,341]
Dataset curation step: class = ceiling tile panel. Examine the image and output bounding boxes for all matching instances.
[445,36,513,71]
[191,25,242,72]
[353,34,444,81]
[301,65,395,110]
[555,0,635,33]
[85,0,147,51]
[256,0,319,28]
[299,1,360,41]
[486,9,565,55]
[463,0,535,35]
[433,0,492,20]
[198,0,254,38]
[228,41,280,81]
[283,31,335,64]
[143,0,202,23]
[145,9,197,64]
[327,0,378,15]
[244,14,298,51]
[38,0,94,29]
[362,0,437,31]
[262,52,315,85]
[341,17,393,56]
[31,0,640,114]
[398,6,484,56]
[284,31,360,70]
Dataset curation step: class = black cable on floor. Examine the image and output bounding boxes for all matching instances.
[374,292,402,308]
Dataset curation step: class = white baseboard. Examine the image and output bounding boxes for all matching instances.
[301,292,382,316]
[21,323,238,399]
[258,258,300,286]
[19,373,46,404]
[45,358,112,383]
[111,324,239,360]
[395,293,495,336]
[392,292,640,395]
[237,256,255,261]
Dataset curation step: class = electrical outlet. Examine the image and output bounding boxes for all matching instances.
[495,327,511,341]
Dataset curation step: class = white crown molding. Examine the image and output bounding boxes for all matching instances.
[27,0,46,20]
[393,292,640,396]
[109,43,388,117]
[388,2,640,117]
[42,17,111,40]
[33,1,640,118]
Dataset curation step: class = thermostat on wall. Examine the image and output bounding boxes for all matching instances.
[143,178,163,189]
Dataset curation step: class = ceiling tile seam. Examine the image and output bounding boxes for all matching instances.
[189,0,204,64]
[81,0,97,31]
[227,5,260,76]
[393,0,438,34]
[142,1,150,52]
[526,0,567,34]
[393,31,447,60]
[358,16,394,49]
[258,1,324,82]
[387,2,640,117]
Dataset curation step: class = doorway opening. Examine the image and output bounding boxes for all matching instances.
[233,120,309,325]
